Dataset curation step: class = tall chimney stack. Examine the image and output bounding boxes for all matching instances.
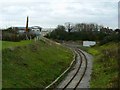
[26,16,29,32]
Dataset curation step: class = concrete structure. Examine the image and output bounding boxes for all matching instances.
[11,26,42,35]
[30,26,42,35]
[30,26,42,41]
[83,41,96,47]
[12,27,30,34]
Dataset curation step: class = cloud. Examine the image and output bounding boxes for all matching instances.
[0,0,119,29]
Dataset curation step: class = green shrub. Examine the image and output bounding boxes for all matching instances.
[2,31,36,42]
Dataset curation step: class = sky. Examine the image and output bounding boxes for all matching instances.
[0,0,119,29]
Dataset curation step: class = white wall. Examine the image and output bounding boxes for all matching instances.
[83,41,96,47]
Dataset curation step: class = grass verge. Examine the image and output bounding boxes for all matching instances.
[2,40,33,50]
[2,39,73,88]
[87,42,119,88]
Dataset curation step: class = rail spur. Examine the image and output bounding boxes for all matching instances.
[61,48,88,90]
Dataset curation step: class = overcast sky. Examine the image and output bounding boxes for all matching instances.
[0,0,119,29]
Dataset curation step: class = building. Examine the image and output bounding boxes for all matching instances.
[12,26,42,35]
[83,41,96,47]
[12,27,29,34]
[30,26,42,35]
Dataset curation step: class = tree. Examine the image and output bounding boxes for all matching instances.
[46,25,67,40]
[65,22,74,32]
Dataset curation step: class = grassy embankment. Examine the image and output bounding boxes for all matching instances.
[2,40,33,50]
[86,42,119,88]
[2,38,73,88]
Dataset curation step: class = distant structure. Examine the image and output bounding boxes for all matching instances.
[42,28,54,36]
[30,26,42,41]
[25,16,29,39]
[11,26,42,34]
[24,16,42,40]
[83,41,96,47]
[12,27,29,34]
[2,16,42,41]
[26,16,29,32]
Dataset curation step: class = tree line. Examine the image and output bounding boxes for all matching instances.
[45,23,120,44]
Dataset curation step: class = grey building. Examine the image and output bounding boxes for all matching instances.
[12,26,42,35]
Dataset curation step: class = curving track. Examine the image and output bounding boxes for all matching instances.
[57,48,88,90]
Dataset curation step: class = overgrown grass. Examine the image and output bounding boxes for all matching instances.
[2,39,73,88]
[87,42,119,88]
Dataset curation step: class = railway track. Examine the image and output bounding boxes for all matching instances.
[45,47,89,90]
[58,48,88,90]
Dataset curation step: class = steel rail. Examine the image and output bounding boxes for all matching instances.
[62,49,88,90]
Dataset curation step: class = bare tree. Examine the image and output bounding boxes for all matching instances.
[65,22,74,32]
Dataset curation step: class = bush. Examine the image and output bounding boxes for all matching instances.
[2,31,36,42]
[99,33,120,45]
[2,32,21,42]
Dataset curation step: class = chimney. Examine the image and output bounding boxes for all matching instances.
[26,16,29,32]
